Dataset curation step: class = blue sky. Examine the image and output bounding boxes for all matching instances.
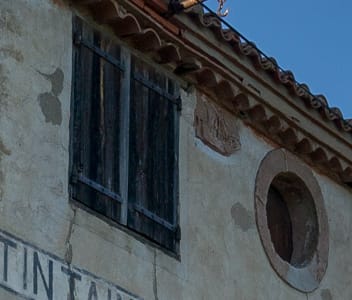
[207,0,352,118]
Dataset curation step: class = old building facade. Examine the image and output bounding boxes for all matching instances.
[0,0,352,299]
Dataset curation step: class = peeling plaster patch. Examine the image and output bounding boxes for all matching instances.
[38,93,63,125]
[37,68,64,126]
[321,289,333,300]
[231,202,254,232]
[39,68,64,96]
[0,45,24,63]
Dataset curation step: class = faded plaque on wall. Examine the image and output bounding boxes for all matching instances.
[195,92,240,156]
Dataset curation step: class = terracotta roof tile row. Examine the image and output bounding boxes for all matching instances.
[186,6,352,133]
[71,0,352,184]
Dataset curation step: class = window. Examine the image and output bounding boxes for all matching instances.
[266,174,318,267]
[70,18,180,253]
[266,186,293,263]
[255,149,329,292]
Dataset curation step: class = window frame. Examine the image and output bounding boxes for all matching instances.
[255,148,329,292]
[69,17,181,254]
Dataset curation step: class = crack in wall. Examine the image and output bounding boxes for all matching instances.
[64,206,77,265]
[64,206,78,300]
[153,250,159,300]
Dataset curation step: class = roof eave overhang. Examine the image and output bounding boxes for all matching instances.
[69,0,352,186]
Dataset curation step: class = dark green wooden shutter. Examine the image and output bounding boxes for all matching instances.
[128,57,180,251]
[72,18,122,221]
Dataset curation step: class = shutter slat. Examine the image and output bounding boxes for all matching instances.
[128,56,179,250]
[72,18,122,220]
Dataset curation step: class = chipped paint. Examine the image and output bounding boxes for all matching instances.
[231,202,254,232]
[38,68,64,96]
[38,93,63,126]
[37,68,64,126]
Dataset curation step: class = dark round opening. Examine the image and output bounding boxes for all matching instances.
[266,172,319,267]
[267,186,293,263]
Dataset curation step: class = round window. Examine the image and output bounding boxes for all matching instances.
[255,149,329,292]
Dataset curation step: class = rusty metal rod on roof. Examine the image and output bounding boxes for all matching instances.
[217,0,229,17]
[182,0,229,16]
[168,0,206,13]
[180,0,205,9]
[168,0,228,17]
[167,0,346,124]
[197,2,347,124]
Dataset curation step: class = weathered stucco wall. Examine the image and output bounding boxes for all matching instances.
[0,0,351,299]
[0,0,73,264]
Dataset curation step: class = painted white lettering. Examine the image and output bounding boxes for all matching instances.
[61,266,82,300]
[0,230,142,300]
[88,281,98,300]
[0,235,17,282]
[23,247,27,290]
[33,251,53,300]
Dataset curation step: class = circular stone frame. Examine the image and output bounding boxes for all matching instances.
[255,149,329,292]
